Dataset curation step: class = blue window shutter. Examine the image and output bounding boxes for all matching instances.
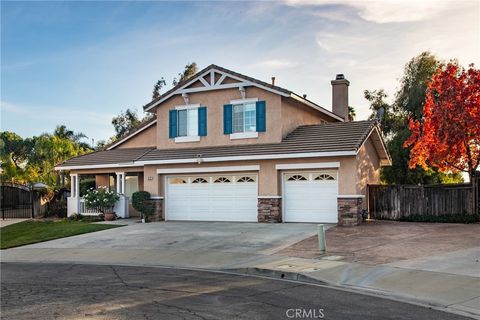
[198,106,207,136]
[169,109,178,138]
[223,104,233,134]
[256,101,266,132]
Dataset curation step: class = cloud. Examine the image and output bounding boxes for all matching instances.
[1,100,114,140]
[252,59,299,69]
[0,101,27,114]
[284,0,465,23]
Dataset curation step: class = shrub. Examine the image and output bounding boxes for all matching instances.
[132,191,155,222]
[68,213,84,221]
[79,178,96,197]
[83,187,119,214]
[67,213,103,222]
[399,214,479,224]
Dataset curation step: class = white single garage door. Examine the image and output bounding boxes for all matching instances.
[166,174,258,222]
[284,171,338,223]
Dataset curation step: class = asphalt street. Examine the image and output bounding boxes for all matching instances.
[1,263,471,320]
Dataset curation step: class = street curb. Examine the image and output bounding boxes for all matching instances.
[223,266,480,320]
[2,260,478,320]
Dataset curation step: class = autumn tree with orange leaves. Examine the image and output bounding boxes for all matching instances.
[405,62,480,182]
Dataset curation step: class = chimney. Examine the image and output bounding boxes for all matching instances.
[271,76,276,86]
[331,74,350,121]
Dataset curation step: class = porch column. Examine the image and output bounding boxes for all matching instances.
[67,173,80,216]
[114,172,128,218]
[70,173,79,198]
[115,172,125,194]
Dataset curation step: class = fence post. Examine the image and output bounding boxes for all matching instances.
[30,186,35,219]
[1,185,4,220]
[473,175,479,215]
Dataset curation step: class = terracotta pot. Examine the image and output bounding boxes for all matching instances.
[104,212,116,221]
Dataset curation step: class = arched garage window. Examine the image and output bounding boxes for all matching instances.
[214,177,231,183]
[237,176,255,183]
[314,174,336,181]
[287,174,307,181]
[192,177,209,184]
[170,178,187,184]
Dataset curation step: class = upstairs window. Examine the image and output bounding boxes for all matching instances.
[233,103,256,133]
[224,100,266,136]
[169,106,207,139]
[177,108,198,137]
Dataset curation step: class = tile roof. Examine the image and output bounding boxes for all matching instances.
[56,121,380,169]
[139,121,375,162]
[57,147,153,168]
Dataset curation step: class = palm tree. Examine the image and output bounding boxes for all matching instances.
[348,106,356,121]
[53,125,90,149]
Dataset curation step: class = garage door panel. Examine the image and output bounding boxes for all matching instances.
[284,172,338,223]
[166,175,257,222]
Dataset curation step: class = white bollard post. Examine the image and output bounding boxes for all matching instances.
[318,224,326,254]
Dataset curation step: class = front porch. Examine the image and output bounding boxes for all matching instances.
[67,172,144,218]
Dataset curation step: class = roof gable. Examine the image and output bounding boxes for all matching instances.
[143,64,343,121]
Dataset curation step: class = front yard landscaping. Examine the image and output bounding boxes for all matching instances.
[0,220,122,249]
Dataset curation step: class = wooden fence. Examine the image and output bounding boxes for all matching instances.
[368,179,479,220]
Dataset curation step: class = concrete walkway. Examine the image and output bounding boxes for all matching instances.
[0,219,29,228]
[1,222,479,319]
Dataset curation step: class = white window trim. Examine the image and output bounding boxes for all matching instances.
[338,195,365,198]
[157,165,260,174]
[174,136,200,143]
[230,131,259,140]
[275,162,340,170]
[174,105,199,140]
[231,98,258,135]
[258,196,282,199]
[230,97,258,105]
[175,104,200,110]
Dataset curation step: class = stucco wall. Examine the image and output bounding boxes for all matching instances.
[356,138,381,197]
[95,174,110,188]
[115,124,157,149]
[280,97,333,138]
[155,87,283,149]
[142,156,358,198]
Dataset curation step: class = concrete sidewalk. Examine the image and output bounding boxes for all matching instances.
[2,246,479,319]
[0,219,29,228]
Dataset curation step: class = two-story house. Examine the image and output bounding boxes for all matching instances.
[56,64,390,226]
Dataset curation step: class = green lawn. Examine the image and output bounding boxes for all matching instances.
[0,220,122,249]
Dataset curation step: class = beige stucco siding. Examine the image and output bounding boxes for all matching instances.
[356,138,381,197]
[71,167,144,175]
[115,125,157,149]
[95,174,110,188]
[70,136,382,199]
[141,156,358,197]
[155,87,283,149]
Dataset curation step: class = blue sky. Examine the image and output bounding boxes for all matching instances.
[1,0,479,144]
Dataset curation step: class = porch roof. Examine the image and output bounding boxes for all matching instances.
[56,121,390,170]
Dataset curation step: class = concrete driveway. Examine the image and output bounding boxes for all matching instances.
[22,221,320,253]
[1,221,324,269]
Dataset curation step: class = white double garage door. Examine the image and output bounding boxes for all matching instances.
[165,171,338,223]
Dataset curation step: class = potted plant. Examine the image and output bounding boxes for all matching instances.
[83,187,120,221]
[132,191,155,223]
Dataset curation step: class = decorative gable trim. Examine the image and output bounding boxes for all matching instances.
[106,119,157,150]
[143,65,345,122]
[144,67,289,112]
